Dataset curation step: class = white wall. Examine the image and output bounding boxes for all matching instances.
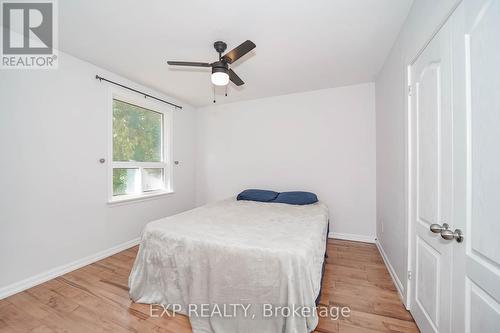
[196,83,376,239]
[375,0,461,303]
[0,52,197,296]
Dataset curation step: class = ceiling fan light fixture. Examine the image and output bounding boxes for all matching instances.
[167,40,255,90]
[211,72,229,86]
[211,67,229,86]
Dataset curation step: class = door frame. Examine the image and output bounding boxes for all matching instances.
[405,0,463,310]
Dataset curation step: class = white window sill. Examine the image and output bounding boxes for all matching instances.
[108,190,174,206]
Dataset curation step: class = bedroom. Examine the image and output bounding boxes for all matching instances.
[0,0,499,332]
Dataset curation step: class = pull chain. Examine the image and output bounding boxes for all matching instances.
[225,85,228,97]
[213,85,216,103]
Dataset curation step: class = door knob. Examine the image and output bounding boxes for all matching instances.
[430,223,449,233]
[440,228,464,243]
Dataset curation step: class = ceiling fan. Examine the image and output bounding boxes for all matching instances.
[167,40,256,87]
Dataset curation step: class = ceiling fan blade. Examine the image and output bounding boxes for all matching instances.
[167,61,211,67]
[228,69,244,86]
[222,40,256,64]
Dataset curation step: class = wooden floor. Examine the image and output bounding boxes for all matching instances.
[0,239,419,333]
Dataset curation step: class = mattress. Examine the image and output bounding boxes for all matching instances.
[129,198,329,333]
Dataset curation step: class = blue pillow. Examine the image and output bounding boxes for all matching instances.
[273,191,318,205]
[237,189,279,202]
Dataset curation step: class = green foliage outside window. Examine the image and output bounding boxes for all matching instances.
[112,99,163,195]
[113,168,136,196]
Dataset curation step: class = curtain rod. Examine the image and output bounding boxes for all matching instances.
[95,75,182,109]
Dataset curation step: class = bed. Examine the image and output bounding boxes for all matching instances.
[129,198,329,333]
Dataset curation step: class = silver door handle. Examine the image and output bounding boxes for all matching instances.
[430,223,449,233]
[440,229,464,243]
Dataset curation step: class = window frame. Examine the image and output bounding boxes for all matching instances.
[107,87,174,204]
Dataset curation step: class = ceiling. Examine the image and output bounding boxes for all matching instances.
[59,0,413,107]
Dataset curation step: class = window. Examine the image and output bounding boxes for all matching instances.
[109,92,173,202]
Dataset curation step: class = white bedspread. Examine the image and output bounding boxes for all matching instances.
[129,198,329,333]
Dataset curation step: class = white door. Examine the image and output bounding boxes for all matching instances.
[410,1,500,332]
[452,0,500,332]
[409,9,455,333]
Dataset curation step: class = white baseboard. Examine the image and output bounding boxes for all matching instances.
[375,240,408,308]
[328,232,376,243]
[0,237,141,300]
